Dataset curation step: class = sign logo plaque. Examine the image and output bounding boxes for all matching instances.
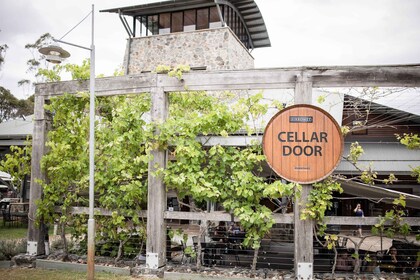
[263,104,344,184]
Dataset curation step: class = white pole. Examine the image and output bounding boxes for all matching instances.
[87,4,95,280]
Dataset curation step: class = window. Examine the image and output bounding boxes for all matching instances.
[228,8,234,28]
[224,6,229,26]
[197,8,209,29]
[159,13,170,34]
[138,16,146,36]
[209,6,221,28]
[134,6,246,40]
[210,6,219,22]
[147,15,158,35]
[234,14,238,34]
[171,11,183,33]
[184,10,195,26]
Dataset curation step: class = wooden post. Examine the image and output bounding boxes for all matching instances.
[293,73,314,279]
[146,85,168,270]
[27,94,48,255]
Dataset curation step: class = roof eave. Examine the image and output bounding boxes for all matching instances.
[100,0,271,50]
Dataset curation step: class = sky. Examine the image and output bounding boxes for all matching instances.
[1,0,420,107]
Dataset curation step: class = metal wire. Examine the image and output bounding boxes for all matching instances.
[59,10,92,40]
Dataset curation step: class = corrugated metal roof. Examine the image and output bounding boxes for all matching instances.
[335,142,420,175]
[339,179,420,210]
[227,0,271,48]
[0,115,33,139]
[100,0,271,49]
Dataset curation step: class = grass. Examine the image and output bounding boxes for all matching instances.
[0,268,145,280]
[0,225,27,240]
[0,221,58,240]
[0,224,146,279]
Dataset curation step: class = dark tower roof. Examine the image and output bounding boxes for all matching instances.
[101,0,271,49]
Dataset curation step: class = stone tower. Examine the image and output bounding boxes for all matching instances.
[101,0,271,74]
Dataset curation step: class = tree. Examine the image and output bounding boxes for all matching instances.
[0,86,19,122]
[4,59,419,274]
[23,33,54,84]
[0,30,36,118]
[0,42,7,71]
[34,63,149,259]
[157,72,296,271]
[0,87,34,122]
[0,29,7,71]
[15,95,34,118]
[0,143,31,194]
[14,33,58,98]
[398,133,420,183]
[35,92,151,259]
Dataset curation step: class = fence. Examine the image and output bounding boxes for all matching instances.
[30,65,420,277]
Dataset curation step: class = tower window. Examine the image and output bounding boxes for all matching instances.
[184,9,196,31]
[159,13,171,34]
[171,12,183,33]
[197,8,209,30]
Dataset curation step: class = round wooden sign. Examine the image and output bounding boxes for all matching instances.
[263,104,343,184]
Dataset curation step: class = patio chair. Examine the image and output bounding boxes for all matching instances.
[2,204,17,227]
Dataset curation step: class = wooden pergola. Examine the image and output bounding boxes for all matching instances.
[29,64,420,276]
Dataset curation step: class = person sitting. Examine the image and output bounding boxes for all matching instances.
[381,246,403,273]
[212,221,227,242]
[364,254,380,275]
[215,221,226,234]
[406,251,420,273]
[336,250,355,272]
[228,222,241,234]
[227,222,245,245]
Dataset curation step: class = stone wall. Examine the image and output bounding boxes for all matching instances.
[123,27,254,74]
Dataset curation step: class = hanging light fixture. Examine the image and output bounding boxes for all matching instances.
[37,5,96,280]
[38,44,71,64]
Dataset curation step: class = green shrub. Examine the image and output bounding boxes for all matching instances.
[49,237,75,253]
[0,239,27,260]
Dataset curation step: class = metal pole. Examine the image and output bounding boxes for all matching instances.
[214,0,225,27]
[87,4,95,280]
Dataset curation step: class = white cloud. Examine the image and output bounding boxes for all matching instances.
[1,0,420,101]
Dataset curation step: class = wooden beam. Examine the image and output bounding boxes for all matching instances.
[166,211,420,226]
[311,64,420,87]
[156,65,420,91]
[294,72,313,104]
[146,86,168,269]
[57,208,420,226]
[197,135,262,146]
[160,68,299,91]
[165,211,295,224]
[35,74,156,99]
[35,65,420,97]
[55,206,147,217]
[27,95,48,255]
[326,216,420,226]
[294,73,314,276]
